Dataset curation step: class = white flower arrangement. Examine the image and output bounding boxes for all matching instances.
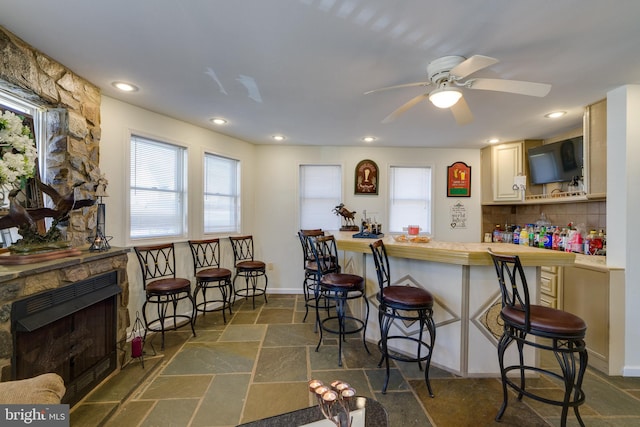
[0,110,38,187]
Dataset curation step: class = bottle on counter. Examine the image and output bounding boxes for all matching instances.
[584,230,594,255]
[513,226,520,245]
[552,227,561,250]
[520,226,529,246]
[544,227,553,249]
[493,224,503,243]
[559,228,567,252]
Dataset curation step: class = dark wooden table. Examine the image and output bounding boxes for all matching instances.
[237,396,388,427]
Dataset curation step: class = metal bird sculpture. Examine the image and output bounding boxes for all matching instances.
[0,189,59,230]
[0,189,35,230]
[37,180,95,220]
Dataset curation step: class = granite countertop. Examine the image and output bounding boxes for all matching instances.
[0,246,130,283]
[332,231,576,267]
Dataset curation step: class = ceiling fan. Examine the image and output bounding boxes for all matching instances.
[364,55,551,125]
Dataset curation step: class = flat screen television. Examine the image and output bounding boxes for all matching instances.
[527,137,583,185]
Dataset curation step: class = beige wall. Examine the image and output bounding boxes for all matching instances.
[100,96,482,315]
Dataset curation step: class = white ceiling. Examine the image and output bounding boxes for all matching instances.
[2,0,640,148]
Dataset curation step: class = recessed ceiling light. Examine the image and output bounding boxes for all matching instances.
[544,111,566,119]
[272,135,285,141]
[487,138,500,144]
[210,118,227,125]
[362,136,376,143]
[112,81,139,92]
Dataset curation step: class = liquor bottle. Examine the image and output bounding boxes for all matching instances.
[513,226,520,245]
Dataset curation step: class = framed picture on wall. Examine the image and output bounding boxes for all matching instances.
[447,161,471,197]
[355,159,378,195]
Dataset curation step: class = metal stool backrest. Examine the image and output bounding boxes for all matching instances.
[229,235,256,264]
[298,229,324,265]
[369,239,391,293]
[488,249,531,330]
[188,238,222,271]
[309,234,341,277]
[134,243,179,289]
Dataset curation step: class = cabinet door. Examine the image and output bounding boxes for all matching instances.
[585,99,607,198]
[563,266,609,371]
[492,143,522,201]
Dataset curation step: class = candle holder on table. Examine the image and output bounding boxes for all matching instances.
[309,379,356,427]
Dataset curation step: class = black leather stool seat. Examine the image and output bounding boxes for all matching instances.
[381,286,433,309]
[196,267,233,280]
[236,260,266,270]
[146,278,192,295]
[320,273,364,290]
[502,305,587,337]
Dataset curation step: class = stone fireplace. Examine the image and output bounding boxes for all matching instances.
[1,25,103,246]
[0,249,130,405]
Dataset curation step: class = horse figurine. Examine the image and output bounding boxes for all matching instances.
[333,203,359,230]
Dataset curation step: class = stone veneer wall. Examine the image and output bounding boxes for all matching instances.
[0,252,130,381]
[0,25,102,246]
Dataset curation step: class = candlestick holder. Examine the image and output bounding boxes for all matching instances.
[88,181,112,252]
[308,379,356,427]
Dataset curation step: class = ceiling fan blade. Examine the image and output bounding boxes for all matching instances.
[381,93,429,123]
[450,96,474,125]
[364,81,430,95]
[468,78,551,97]
[450,55,499,80]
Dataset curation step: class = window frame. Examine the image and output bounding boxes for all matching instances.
[298,164,342,231]
[202,151,241,235]
[387,164,434,235]
[127,132,188,243]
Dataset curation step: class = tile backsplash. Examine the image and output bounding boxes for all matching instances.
[482,201,606,239]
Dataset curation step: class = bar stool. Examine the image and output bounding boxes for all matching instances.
[188,238,233,323]
[298,229,326,324]
[229,235,268,309]
[369,239,436,396]
[309,234,369,366]
[134,243,196,350]
[488,250,587,427]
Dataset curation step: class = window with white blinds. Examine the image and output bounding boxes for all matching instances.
[129,135,187,239]
[204,153,240,233]
[388,166,432,234]
[299,165,342,230]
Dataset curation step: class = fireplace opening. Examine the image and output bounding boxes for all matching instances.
[11,270,121,406]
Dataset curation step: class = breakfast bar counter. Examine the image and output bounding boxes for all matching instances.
[331,231,575,377]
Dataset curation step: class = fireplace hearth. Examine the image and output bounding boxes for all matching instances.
[0,248,130,407]
[11,270,120,406]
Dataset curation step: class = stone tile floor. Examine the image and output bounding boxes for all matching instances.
[71,294,640,426]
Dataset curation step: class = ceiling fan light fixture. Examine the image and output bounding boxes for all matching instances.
[429,87,462,109]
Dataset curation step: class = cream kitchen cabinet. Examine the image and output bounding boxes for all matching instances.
[481,139,543,203]
[562,260,624,375]
[539,265,562,309]
[584,98,607,199]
